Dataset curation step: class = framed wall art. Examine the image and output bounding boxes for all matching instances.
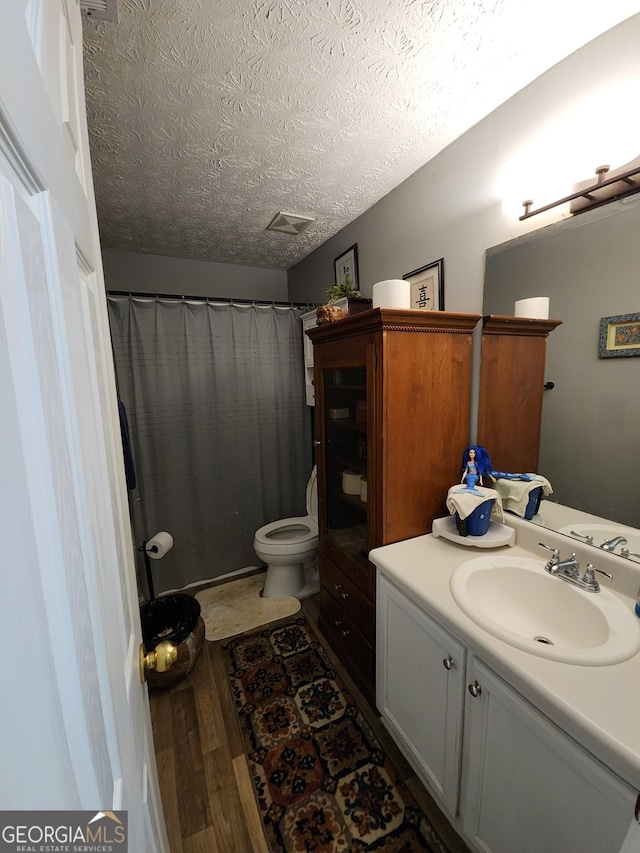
[598,312,640,358]
[403,258,444,311]
[334,244,359,292]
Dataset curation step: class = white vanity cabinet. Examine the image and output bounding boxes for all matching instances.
[377,574,637,853]
[461,656,635,853]
[377,574,466,815]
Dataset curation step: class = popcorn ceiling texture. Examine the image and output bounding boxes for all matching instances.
[82,1,637,270]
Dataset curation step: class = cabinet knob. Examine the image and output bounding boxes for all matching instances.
[334,583,342,591]
[334,619,342,628]
[443,657,454,670]
[341,629,350,638]
[341,592,349,600]
[468,681,482,698]
[313,440,322,446]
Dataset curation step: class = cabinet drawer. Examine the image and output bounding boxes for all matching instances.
[319,586,375,701]
[321,555,375,644]
[322,538,375,600]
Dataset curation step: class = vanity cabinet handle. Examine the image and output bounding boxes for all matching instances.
[341,629,350,638]
[443,657,454,670]
[468,681,482,698]
[313,440,322,446]
[334,583,342,591]
[341,592,349,600]
[334,619,342,628]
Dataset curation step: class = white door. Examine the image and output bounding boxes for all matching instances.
[0,3,167,851]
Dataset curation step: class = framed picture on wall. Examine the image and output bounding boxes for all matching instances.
[334,244,359,292]
[598,311,640,358]
[403,258,444,311]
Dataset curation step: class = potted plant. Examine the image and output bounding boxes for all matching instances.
[317,283,368,324]
[325,282,362,304]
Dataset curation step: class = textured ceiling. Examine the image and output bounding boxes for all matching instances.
[82,1,637,270]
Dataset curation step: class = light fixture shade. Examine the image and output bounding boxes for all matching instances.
[569,156,640,214]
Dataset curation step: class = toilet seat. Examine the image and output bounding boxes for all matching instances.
[254,515,318,555]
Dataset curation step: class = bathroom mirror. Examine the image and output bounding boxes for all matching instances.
[483,196,640,559]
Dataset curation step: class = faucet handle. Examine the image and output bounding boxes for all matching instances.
[539,542,560,561]
[581,564,613,591]
[593,566,613,580]
[570,530,594,545]
[621,548,640,561]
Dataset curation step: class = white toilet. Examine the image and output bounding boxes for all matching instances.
[253,467,319,599]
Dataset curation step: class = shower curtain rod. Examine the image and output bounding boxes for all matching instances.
[107,289,318,310]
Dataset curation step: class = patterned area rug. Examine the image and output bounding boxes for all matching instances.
[222,616,450,852]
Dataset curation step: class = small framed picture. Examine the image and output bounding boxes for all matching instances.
[598,312,640,358]
[334,244,359,291]
[403,258,444,311]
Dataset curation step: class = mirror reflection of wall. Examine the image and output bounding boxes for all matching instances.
[483,197,640,529]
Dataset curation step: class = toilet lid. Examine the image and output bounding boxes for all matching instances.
[256,516,318,545]
[306,465,318,521]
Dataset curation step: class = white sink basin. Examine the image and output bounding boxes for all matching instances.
[559,523,640,556]
[450,555,640,665]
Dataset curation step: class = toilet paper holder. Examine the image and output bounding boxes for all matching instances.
[138,531,173,600]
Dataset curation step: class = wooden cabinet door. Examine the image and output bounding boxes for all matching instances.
[377,575,466,815]
[461,656,635,853]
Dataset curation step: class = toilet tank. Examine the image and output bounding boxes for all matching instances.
[306,466,318,521]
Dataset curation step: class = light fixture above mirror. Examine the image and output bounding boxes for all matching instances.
[520,157,640,220]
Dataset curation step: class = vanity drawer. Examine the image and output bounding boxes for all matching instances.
[321,555,375,644]
[319,585,375,704]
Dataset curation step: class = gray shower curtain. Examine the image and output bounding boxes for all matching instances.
[107,295,312,595]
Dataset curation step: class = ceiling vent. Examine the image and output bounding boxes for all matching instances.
[266,212,315,236]
[80,0,119,22]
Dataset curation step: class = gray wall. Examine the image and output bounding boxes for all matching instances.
[286,14,640,515]
[287,15,640,317]
[483,199,640,527]
[103,249,288,301]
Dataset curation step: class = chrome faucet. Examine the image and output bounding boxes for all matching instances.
[539,543,579,576]
[600,536,628,552]
[539,543,613,592]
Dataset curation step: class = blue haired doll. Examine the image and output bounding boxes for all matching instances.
[459,445,495,493]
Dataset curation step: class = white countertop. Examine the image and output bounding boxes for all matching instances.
[370,516,640,790]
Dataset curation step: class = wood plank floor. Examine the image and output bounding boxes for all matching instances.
[149,586,471,853]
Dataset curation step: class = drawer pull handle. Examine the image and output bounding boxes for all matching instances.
[341,592,349,600]
[341,629,349,638]
[468,681,482,698]
[443,657,454,670]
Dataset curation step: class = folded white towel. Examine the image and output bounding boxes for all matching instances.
[446,485,504,522]
[493,475,553,517]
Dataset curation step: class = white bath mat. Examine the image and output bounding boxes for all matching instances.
[195,572,300,641]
